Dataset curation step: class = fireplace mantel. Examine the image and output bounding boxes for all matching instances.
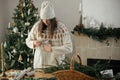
[87,58,120,75]
[74,35,120,66]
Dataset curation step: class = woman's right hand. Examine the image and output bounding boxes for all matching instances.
[33,40,42,47]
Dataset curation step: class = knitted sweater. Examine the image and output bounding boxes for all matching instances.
[26,20,73,69]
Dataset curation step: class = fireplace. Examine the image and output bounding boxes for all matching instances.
[87,58,120,75]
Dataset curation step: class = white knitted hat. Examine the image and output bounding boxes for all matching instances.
[40,1,55,19]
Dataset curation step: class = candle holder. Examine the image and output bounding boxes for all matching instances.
[0,43,7,78]
[0,71,6,77]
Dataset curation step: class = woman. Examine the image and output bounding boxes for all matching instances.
[26,1,73,69]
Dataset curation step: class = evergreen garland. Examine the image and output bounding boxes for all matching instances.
[41,57,120,79]
[42,57,110,78]
[72,23,120,42]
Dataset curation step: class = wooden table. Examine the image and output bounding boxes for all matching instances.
[0,70,55,80]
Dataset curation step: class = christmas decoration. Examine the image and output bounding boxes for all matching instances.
[3,0,39,70]
[73,0,120,43]
[42,57,98,76]
[16,67,32,80]
[41,57,120,79]
[72,22,120,42]
[18,54,23,61]
[13,27,18,33]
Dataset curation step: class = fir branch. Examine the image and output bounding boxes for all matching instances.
[72,23,120,42]
[42,57,110,78]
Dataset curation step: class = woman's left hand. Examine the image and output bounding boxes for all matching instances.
[43,44,52,52]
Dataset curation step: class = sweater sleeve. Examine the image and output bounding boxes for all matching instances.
[26,21,39,49]
[52,25,73,55]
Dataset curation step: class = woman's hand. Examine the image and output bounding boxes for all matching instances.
[33,40,42,47]
[43,44,52,52]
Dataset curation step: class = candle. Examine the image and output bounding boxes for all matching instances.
[79,3,82,12]
[1,43,5,72]
[8,22,11,28]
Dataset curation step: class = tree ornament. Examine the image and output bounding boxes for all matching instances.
[13,22,15,26]
[27,57,29,62]
[19,6,23,12]
[18,54,23,61]
[34,13,37,17]
[3,41,7,48]
[28,9,30,15]
[21,33,24,37]
[21,13,24,18]
[16,14,18,17]
[13,49,17,53]
[23,2,25,7]
[13,27,18,33]
[30,2,34,8]
[25,22,30,26]
[8,51,12,60]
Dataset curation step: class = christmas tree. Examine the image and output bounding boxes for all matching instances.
[3,0,39,70]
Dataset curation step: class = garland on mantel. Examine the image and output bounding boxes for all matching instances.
[72,23,120,42]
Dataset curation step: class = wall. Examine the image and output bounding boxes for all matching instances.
[0,0,8,43]
[6,0,80,31]
[83,0,120,28]
[1,0,120,42]
[0,0,4,42]
[0,0,120,63]
[75,34,120,65]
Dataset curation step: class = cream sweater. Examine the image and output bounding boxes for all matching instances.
[26,20,73,69]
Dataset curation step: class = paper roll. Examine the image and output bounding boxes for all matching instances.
[26,71,35,77]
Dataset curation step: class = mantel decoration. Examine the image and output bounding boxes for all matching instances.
[72,23,120,42]
[72,0,120,43]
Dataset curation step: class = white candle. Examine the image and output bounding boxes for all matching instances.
[8,22,11,28]
[79,3,82,12]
